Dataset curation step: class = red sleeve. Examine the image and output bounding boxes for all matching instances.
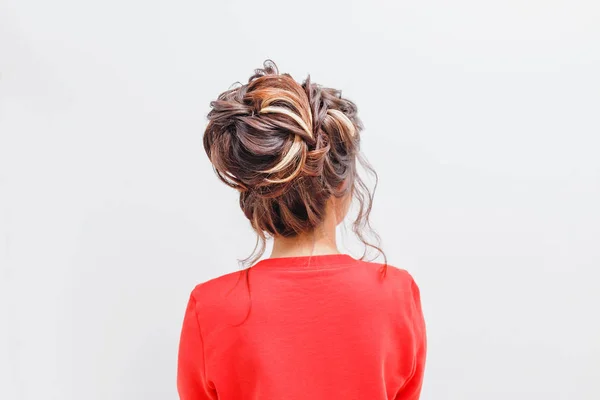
[395,277,427,400]
[177,293,217,400]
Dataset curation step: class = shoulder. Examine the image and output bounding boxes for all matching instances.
[355,259,421,301]
[356,258,417,285]
[184,268,253,328]
[188,268,247,305]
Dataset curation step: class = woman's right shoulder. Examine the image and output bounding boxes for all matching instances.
[355,259,421,303]
[358,258,417,284]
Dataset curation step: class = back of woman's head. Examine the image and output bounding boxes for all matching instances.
[203,60,382,265]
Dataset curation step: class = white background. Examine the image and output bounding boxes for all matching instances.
[1,1,599,399]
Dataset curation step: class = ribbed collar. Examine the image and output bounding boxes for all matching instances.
[251,253,357,270]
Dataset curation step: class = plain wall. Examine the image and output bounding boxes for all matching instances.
[1,0,599,399]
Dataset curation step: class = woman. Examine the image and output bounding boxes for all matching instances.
[177,60,427,399]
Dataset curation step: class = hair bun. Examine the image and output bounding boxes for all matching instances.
[203,60,376,264]
[204,61,318,196]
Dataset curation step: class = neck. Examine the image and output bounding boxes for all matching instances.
[270,216,340,259]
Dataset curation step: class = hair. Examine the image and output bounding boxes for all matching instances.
[203,60,386,275]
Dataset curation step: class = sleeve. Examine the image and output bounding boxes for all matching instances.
[395,277,427,400]
[177,293,217,400]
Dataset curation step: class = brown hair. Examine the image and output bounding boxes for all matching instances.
[203,60,386,273]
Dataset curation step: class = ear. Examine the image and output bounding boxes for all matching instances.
[333,192,352,225]
[335,177,353,195]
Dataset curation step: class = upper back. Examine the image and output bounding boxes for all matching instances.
[180,254,426,400]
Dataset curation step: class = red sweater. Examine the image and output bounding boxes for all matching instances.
[177,254,427,400]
